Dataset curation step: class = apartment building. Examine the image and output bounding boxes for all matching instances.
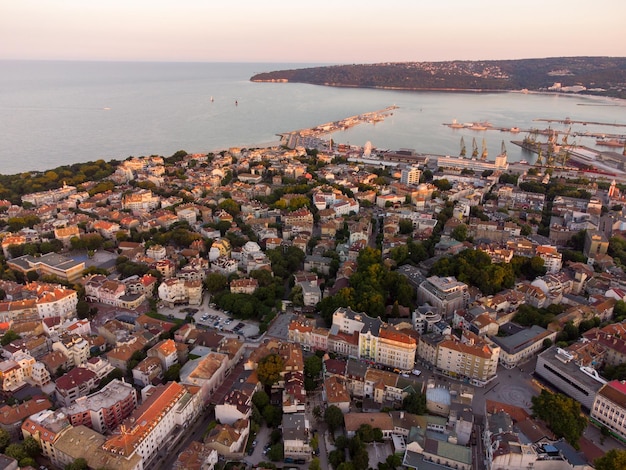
[591,380,626,442]
[102,382,200,466]
[431,333,499,386]
[65,379,137,433]
[417,276,469,320]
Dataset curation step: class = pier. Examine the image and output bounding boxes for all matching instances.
[534,117,626,128]
[279,106,398,149]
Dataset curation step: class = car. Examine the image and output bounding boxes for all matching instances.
[412,369,421,376]
[247,447,255,456]
[252,440,257,446]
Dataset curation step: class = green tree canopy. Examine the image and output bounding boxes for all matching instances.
[304,355,322,378]
[324,405,344,433]
[0,428,10,452]
[1,330,20,346]
[257,353,284,387]
[531,390,587,448]
[402,391,427,415]
[595,449,626,470]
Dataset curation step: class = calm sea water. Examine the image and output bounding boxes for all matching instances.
[1,61,625,175]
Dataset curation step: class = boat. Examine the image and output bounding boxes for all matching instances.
[510,127,520,133]
[210,96,214,102]
[449,119,465,129]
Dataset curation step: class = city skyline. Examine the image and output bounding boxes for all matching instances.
[1,0,625,63]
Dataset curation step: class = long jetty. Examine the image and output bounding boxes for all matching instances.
[279,106,398,148]
[534,118,626,128]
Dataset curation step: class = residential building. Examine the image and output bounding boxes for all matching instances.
[489,325,556,369]
[583,230,609,259]
[0,395,51,441]
[147,339,179,372]
[54,425,142,470]
[65,379,137,433]
[323,376,351,413]
[22,410,72,467]
[132,356,163,387]
[204,419,249,457]
[417,276,469,320]
[55,367,99,407]
[282,413,312,462]
[102,382,200,466]
[428,332,499,386]
[179,352,229,404]
[591,380,626,442]
[215,390,252,425]
[174,441,218,470]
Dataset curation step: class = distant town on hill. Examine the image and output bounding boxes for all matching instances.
[251,56,626,99]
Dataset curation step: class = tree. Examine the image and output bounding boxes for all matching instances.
[267,442,284,462]
[65,457,89,470]
[163,363,181,382]
[257,353,284,387]
[595,449,626,470]
[531,390,587,448]
[309,457,321,470]
[402,391,427,414]
[398,219,413,234]
[22,436,41,458]
[324,405,344,433]
[328,449,345,469]
[288,284,304,307]
[304,355,322,379]
[1,329,20,346]
[252,390,270,409]
[0,428,10,452]
[451,223,468,242]
[262,404,283,427]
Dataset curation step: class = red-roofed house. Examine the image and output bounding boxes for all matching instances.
[215,390,252,425]
[55,367,98,407]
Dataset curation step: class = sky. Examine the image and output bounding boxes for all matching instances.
[1,0,625,63]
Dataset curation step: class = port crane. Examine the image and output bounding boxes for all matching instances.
[481,138,488,160]
[460,137,466,157]
[471,138,479,158]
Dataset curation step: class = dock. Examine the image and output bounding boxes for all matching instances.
[534,118,626,128]
[279,106,398,148]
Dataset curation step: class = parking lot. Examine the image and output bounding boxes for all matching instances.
[158,298,260,338]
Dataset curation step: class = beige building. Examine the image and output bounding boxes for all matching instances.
[429,332,499,386]
[591,380,626,442]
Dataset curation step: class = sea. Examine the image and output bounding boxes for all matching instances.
[1,60,625,176]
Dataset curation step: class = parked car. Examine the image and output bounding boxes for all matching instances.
[412,369,421,376]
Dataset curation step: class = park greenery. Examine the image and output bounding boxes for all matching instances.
[430,250,546,295]
[531,390,587,448]
[317,247,415,325]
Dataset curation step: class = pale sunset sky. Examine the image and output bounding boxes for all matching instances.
[1,0,625,63]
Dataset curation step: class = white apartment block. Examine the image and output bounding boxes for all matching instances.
[591,380,626,442]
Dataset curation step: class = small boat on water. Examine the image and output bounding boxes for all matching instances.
[449,119,464,129]
[510,127,520,133]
